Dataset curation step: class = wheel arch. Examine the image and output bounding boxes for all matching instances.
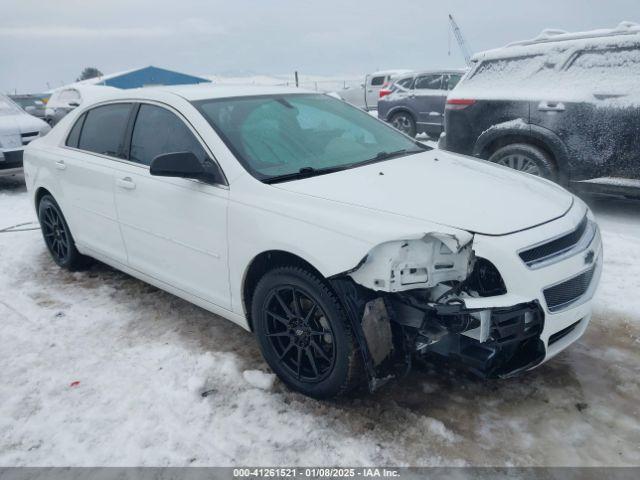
[242,250,327,331]
[473,124,572,184]
[34,186,53,210]
[385,106,416,123]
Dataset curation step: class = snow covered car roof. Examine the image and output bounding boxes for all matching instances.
[474,21,640,61]
[451,21,640,104]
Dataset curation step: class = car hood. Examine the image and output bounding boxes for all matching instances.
[273,149,573,236]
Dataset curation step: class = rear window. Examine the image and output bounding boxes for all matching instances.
[446,74,462,90]
[468,55,549,84]
[77,104,132,158]
[370,76,385,86]
[66,113,86,148]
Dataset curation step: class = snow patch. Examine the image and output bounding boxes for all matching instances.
[242,370,276,391]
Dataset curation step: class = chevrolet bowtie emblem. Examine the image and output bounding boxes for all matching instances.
[584,250,595,265]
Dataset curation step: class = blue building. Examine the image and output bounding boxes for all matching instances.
[87,66,211,89]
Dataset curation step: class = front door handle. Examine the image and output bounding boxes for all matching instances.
[55,160,66,171]
[116,177,136,190]
[538,101,565,112]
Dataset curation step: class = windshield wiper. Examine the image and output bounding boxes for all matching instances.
[264,165,349,184]
[347,147,425,169]
[264,148,426,184]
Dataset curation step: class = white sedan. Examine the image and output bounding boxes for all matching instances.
[23,85,602,398]
[1,93,50,177]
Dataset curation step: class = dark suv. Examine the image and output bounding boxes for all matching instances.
[442,22,640,195]
[378,70,466,138]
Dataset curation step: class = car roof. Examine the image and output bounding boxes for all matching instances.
[475,21,640,62]
[74,84,317,104]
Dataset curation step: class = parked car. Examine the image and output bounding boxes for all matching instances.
[442,22,640,196]
[337,70,411,111]
[9,93,50,120]
[45,85,117,126]
[377,70,466,138]
[0,93,50,177]
[24,85,602,398]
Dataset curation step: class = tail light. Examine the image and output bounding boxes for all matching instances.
[446,98,476,110]
[379,88,393,99]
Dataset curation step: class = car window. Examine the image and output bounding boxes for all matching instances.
[414,75,443,90]
[194,94,424,181]
[394,77,414,91]
[565,46,640,90]
[446,74,462,90]
[370,76,385,86]
[77,103,133,158]
[66,113,86,148]
[129,104,207,166]
[58,90,80,103]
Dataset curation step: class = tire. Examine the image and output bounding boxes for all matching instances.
[38,194,91,270]
[488,143,557,181]
[252,266,363,399]
[389,111,416,137]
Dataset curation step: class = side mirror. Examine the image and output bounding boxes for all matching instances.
[150,152,223,184]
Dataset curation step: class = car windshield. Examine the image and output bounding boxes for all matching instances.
[0,95,22,116]
[194,94,427,182]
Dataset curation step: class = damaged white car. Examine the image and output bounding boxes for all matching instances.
[23,85,602,398]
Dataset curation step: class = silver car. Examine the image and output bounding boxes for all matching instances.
[378,69,466,137]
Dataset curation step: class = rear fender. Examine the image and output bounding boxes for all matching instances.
[473,123,572,181]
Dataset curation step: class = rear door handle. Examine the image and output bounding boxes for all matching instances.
[116,177,136,190]
[538,101,565,112]
[55,160,66,171]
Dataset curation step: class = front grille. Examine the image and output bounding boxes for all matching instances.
[544,265,596,312]
[520,216,588,266]
[20,131,39,138]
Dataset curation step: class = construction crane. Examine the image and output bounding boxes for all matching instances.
[448,14,472,67]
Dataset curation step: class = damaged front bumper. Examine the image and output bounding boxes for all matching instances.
[331,278,546,392]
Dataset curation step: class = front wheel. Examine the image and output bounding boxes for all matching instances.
[488,143,557,181]
[252,266,363,399]
[38,195,90,270]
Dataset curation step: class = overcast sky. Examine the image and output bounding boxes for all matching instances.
[1,0,638,93]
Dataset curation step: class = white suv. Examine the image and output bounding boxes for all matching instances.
[23,85,602,398]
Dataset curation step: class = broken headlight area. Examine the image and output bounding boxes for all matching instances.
[331,234,543,392]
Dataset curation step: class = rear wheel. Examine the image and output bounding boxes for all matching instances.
[252,266,363,399]
[489,143,557,181]
[38,195,90,270]
[389,111,416,137]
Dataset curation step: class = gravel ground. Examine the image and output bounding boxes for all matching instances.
[0,174,638,467]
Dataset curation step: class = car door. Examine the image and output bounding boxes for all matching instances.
[57,103,132,264]
[529,46,640,180]
[365,75,387,110]
[411,74,447,135]
[113,102,231,309]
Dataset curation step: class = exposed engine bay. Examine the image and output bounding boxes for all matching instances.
[331,233,545,391]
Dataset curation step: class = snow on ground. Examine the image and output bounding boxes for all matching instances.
[0,175,639,467]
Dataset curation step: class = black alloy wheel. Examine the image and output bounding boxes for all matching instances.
[252,266,363,398]
[38,195,90,270]
[263,285,336,382]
